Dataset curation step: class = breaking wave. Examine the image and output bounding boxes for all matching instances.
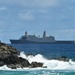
[18,52,75,70]
[0,51,75,71]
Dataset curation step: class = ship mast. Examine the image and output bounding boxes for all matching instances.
[43,31,46,38]
[25,31,28,37]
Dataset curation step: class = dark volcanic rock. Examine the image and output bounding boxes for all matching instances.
[0,42,44,69]
[0,61,4,66]
[54,56,69,62]
[7,64,20,69]
[0,42,20,59]
[1,53,31,68]
[4,55,19,65]
[19,57,30,67]
[31,62,43,68]
[6,56,31,69]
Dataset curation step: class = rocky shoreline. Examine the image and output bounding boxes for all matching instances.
[0,42,72,69]
[0,42,43,69]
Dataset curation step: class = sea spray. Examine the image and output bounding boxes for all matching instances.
[18,51,75,70]
[0,65,12,70]
[0,51,75,71]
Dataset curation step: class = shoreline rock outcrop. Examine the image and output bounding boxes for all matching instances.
[0,42,71,69]
[53,56,69,62]
[0,42,43,69]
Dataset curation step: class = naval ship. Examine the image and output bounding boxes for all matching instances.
[10,31,75,44]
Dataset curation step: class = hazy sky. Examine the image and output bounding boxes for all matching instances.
[0,0,75,43]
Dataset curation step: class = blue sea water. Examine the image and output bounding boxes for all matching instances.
[10,44,75,59]
[0,70,75,75]
[1,44,75,75]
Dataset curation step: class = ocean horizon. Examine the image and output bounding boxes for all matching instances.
[0,0,75,75]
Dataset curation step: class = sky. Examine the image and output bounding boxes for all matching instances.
[0,0,75,43]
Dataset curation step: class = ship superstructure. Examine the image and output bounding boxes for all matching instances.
[10,31,74,44]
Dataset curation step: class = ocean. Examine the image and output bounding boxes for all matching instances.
[0,44,75,75]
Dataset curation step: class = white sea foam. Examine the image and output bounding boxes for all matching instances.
[0,65,12,70]
[0,51,75,71]
[18,51,75,70]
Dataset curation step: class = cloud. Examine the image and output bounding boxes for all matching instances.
[38,9,48,13]
[59,29,75,34]
[34,0,59,7]
[19,12,34,21]
[0,0,59,8]
[55,29,75,40]
[0,7,7,11]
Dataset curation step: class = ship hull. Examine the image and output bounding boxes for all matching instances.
[10,40,74,44]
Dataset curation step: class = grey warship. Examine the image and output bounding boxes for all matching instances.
[10,31,74,44]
